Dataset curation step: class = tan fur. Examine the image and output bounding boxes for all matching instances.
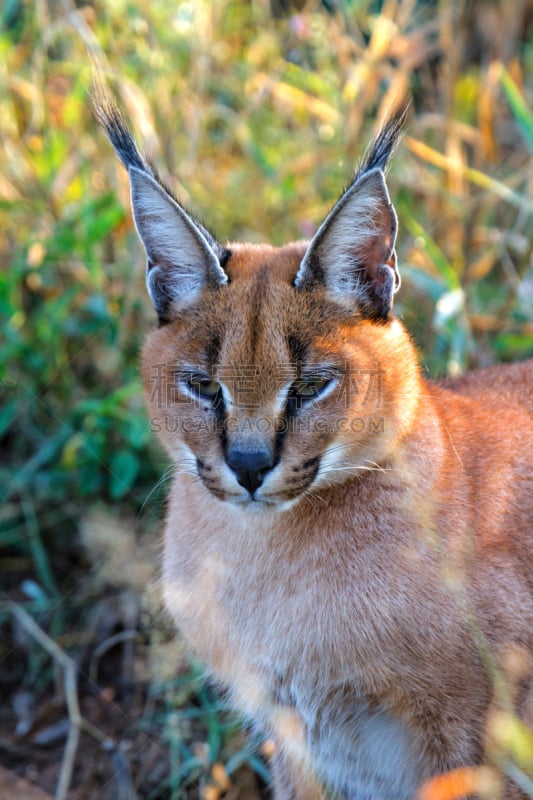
[93,92,532,797]
[141,242,533,799]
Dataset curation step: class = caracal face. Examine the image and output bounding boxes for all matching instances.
[142,240,418,511]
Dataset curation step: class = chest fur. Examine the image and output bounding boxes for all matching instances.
[161,479,484,795]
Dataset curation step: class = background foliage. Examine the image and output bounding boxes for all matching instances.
[1,0,532,798]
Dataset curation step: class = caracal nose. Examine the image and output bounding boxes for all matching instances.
[226,446,274,494]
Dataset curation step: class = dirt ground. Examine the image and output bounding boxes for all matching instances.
[0,509,269,799]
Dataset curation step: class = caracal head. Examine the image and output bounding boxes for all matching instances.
[94,90,417,510]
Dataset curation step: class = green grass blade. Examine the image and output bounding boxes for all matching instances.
[500,67,533,154]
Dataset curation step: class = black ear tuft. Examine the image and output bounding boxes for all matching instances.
[357,104,409,176]
[91,75,147,174]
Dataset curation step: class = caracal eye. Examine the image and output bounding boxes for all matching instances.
[292,378,331,399]
[187,377,221,399]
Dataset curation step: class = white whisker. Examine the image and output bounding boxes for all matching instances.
[140,460,198,514]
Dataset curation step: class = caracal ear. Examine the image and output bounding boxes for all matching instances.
[92,81,228,323]
[294,109,406,319]
[129,167,228,321]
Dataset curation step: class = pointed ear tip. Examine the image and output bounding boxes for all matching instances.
[353,167,393,206]
[128,164,147,178]
[128,165,164,196]
[353,166,389,190]
[366,166,387,181]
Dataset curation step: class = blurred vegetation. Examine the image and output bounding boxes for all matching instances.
[0,0,532,798]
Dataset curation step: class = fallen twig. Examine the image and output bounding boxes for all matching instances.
[9,602,111,800]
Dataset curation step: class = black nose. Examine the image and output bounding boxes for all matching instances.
[226,447,274,495]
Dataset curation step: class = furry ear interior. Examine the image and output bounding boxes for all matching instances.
[92,81,228,323]
[294,107,407,318]
[295,168,399,318]
[129,167,228,321]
